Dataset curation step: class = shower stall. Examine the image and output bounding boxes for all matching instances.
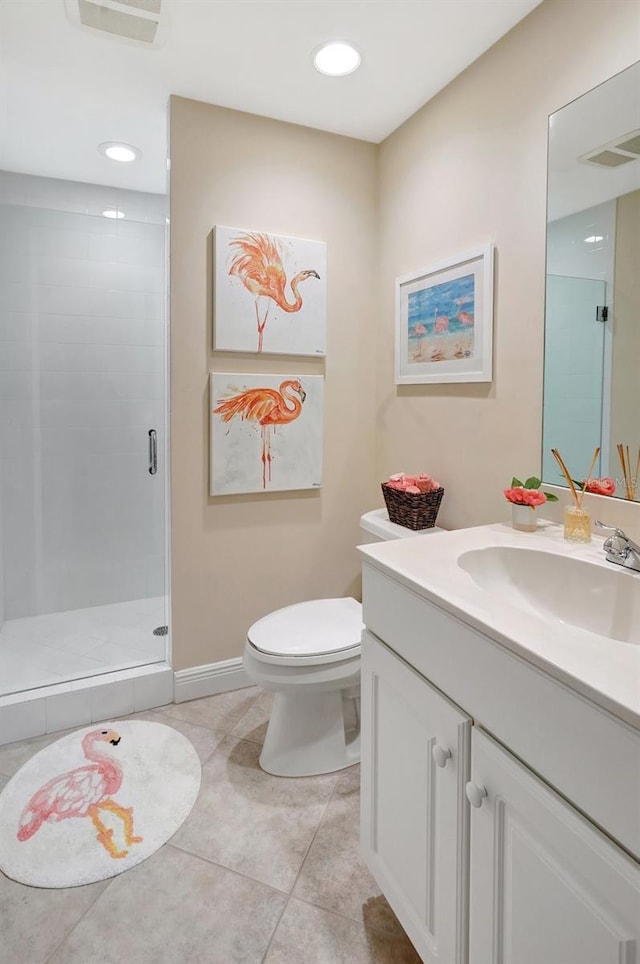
[0,171,171,737]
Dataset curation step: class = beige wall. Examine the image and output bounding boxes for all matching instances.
[170,1,640,673]
[377,0,640,531]
[611,188,640,466]
[169,99,378,671]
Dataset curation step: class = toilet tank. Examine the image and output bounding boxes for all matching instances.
[359,508,444,544]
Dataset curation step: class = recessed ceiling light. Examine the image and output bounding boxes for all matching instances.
[98,142,142,163]
[313,41,361,77]
[584,235,604,243]
[102,209,125,220]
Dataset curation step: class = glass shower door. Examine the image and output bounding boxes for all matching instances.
[542,274,606,485]
[0,191,168,696]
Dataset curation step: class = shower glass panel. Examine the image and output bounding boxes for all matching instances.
[542,274,606,485]
[0,174,167,696]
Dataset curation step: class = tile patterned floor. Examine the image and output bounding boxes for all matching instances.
[0,596,167,696]
[0,686,421,964]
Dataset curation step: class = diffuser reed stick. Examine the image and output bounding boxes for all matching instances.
[617,443,633,500]
[635,448,640,500]
[551,448,580,507]
[579,446,600,508]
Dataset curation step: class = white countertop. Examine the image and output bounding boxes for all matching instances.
[359,521,640,730]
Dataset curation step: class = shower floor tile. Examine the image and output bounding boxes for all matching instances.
[0,597,167,697]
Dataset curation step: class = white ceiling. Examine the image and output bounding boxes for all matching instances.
[0,0,542,195]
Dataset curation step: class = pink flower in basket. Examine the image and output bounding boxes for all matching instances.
[386,473,441,494]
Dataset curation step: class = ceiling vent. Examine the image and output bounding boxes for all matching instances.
[579,129,640,168]
[64,0,167,47]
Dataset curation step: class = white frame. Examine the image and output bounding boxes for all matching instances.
[209,372,324,496]
[395,244,494,385]
[213,225,327,356]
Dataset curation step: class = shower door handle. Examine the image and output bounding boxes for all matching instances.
[148,429,158,475]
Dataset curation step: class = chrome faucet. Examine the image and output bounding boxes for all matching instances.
[596,522,640,573]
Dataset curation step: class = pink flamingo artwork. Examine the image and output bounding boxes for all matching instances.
[213,378,306,489]
[412,322,428,359]
[16,729,142,860]
[433,314,450,334]
[456,310,474,326]
[228,233,320,352]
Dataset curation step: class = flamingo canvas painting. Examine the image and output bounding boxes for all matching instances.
[395,244,494,384]
[210,372,323,495]
[213,226,327,356]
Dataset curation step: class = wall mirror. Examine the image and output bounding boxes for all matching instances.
[542,60,640,501]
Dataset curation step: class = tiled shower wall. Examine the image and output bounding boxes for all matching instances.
[0,172,166,620]
[544,200,615,484]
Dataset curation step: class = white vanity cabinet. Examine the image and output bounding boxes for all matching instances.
[468,727,639,964]
[359,560,640,964]
[360,632,471,964]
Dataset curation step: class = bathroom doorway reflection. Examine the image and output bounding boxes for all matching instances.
[0,171,168,696]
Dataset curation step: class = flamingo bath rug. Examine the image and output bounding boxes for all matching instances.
[0,720,201,888]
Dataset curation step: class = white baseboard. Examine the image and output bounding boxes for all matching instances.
[173,657,252,703]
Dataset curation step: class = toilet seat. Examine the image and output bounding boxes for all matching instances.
[247,597,363,666]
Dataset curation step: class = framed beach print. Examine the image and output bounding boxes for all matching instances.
[395,244,494,384]
[213,225,327,356]
[210,372,324,496]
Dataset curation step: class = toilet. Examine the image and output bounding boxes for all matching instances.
[243,509,444,777]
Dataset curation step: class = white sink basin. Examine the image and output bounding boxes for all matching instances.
[458,546,640,644]
[359,522,640,725]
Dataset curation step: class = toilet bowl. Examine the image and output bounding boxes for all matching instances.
[243,509,443,777]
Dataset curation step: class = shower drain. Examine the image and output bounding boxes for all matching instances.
[153,625,168,636]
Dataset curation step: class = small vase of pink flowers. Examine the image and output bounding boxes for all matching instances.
[504,476,558,532]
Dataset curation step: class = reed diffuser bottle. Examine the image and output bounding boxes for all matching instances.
[551,447,599,544]
[563,504,591,543]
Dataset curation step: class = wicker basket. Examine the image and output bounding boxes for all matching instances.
[381,483,444,531]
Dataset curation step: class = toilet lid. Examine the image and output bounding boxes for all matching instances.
[248,597,363,658]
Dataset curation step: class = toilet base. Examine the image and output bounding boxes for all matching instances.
[259,689,360,777]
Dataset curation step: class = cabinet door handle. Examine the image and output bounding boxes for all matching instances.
[432,744,452,768]
[465,781,488,808]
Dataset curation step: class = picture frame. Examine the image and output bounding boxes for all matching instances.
[395,244,494,385]
[213,225,327,356]
[209,372,324,496]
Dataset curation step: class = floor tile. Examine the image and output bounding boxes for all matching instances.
[0,868,109,964]
[231,687,273,745]
[158,687,260,733]
[48,844,286,964]
[0,726,76,778]
[0,638,65,693]
[171,735,337,892]
[126,709,226,763]
[0,695,419,963]
[264,898,422,964]
[0,596,166,696]
[87,640,160,668]
[294,766,403,936]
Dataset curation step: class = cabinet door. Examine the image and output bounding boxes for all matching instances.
[468,727,640,964]
[361,631,471,964]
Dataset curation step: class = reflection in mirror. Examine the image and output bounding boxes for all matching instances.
[542,61,640,500]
